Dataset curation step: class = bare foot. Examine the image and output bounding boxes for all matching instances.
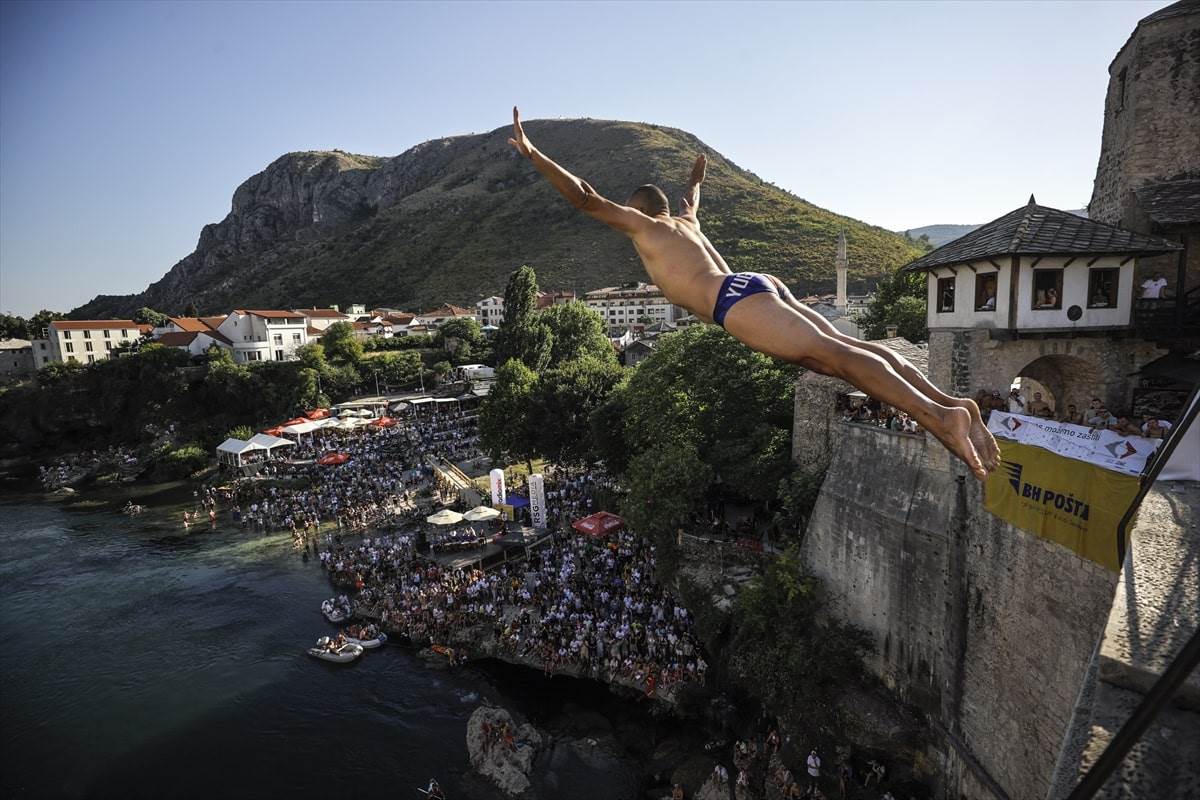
[929,406,987,481]
[951,397,1001,472]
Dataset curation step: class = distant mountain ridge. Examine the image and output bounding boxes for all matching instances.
[902,209,1088,248]
[72,119,923,318]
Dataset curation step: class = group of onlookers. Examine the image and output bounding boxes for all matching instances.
[977,389,1174,438]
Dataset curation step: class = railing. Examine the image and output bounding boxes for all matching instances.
[1132,286,1200,335]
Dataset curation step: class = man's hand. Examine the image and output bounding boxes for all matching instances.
[689,153,707,185]
[508,106,534,158]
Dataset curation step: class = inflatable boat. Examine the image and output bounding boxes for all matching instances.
[308,637,364,663]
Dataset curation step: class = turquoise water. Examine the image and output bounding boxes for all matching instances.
[0,495,507,799]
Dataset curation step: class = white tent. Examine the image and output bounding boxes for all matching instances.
[248,433,297,458]
[215,438,266,467]
[463,506,501,522]
[282,419,334,437]
[427,509,464,525]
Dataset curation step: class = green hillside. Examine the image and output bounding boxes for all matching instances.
[73,119,921,318]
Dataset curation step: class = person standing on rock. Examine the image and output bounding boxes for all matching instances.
[507,107,997,480]
[806,749,821,793]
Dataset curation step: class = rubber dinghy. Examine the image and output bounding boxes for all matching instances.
[308,637,364,663]
[345,632,387,649]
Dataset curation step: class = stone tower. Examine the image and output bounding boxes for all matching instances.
[1088,0,1199,308]
[834,229,848,313]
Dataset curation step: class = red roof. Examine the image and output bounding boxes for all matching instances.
[419,303,474,318]
[200,315,227,328]
[387,313,415,324]
[295,308,347,318]
[169,317,210,333]
[136,324,154,335]
[571,511,625,537]
[306,326,324,336]
[156,331,199,347]
[51,319,137,331]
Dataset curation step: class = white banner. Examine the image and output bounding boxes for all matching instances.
[987,411,1161,476]
[528,473,547,529]
[489,468,506,505]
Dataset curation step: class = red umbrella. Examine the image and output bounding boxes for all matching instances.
[305,408,331,419]
[317,452,350,466]
[369,416,396,428]
[571,511,625,538]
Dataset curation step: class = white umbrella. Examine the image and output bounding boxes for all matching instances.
[463,506,501,522]
[426,509,464,526]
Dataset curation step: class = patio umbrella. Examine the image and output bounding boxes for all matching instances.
[426,509,464,526]
[463,506,501,522]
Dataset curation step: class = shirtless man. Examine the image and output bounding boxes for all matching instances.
[507,108,997,479]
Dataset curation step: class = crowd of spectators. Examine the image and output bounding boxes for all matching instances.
[839,401,921,434]
[976,389,1174,438]
[223,410,483,534]
[40,446,140,490]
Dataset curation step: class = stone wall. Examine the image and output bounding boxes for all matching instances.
[801,423,1117,799]
[927,329,1165,413]
[1089,3,1200,227]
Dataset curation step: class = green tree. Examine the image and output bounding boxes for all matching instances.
[183,301,199,317]
[539,302,616,366]
[226,425,255,441]
[530,357,623,464]
[859,270,928,341]
[134,307,170,328]
[438,317,483,357]
[621,436,713,540]
[296,342,327,372]
[367,351,422,389]
[321,321,363,364]
[28,310,65,338]
[479,359,539,468]
[0,314,29,340]
[620,325,794,506]
[493,265,553,371]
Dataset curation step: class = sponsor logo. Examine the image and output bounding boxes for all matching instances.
[1104,439,1138,459]
[998,459,1090,520]
[1002,416,1024,432]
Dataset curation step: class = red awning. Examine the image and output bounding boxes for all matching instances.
[263,426,286,437]
[571,511,625,538]
[369,416,397,428]
[282,417,308,427]
[305,408,331,419]
[317,452,350,466]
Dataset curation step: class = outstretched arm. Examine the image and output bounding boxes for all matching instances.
[508,107,647,235]
[680,154,706,220]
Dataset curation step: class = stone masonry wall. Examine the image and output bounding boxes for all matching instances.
[1089,4,1200,227]
[927,330,1165,414]
[801,423,1116,799]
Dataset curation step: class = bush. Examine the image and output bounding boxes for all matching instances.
[226,425,255,441]
[157,444,207,479]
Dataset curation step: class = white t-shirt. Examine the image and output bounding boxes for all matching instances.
[1008,394,1026,414]
[1141,278,1168,298]
[807,754,821,777]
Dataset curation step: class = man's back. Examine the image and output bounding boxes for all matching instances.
[630,215,729,320]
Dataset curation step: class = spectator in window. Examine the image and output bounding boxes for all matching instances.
[978,282,997,311]
[1140,416,1172,439]
[940,285,955,312]
[1090,285,1111,308]
[1059,404,1084,425]
[1140,272,1169,299]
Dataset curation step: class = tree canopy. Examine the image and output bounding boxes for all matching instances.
[493,265,552,372]
[321,321,363,364]
[539,302,616,365]
[858,269,928,342]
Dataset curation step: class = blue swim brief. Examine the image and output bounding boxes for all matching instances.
[712,272,778,328]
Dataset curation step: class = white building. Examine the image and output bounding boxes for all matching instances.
[902,197,1182,334]
[583,282,685,333]
[215,310,310,363]
[294,307,350,332]
[41,320,146,365]
[154,329,232,357]
[475,296,505,327]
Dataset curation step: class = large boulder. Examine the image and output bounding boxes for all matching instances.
[466,705,543,797]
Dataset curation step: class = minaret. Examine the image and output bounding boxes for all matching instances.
[835,230,848,313]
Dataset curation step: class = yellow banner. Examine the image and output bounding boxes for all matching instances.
[984,440,1139,572]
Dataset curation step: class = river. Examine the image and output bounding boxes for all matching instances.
[0,487,658,799]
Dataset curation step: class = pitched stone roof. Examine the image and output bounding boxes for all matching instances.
[901,197,1182,273]
[1134,178,1200,227]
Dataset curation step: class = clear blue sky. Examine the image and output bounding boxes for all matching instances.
[0,0,1168,317]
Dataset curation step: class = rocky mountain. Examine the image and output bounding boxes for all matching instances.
[73,119,923,318]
